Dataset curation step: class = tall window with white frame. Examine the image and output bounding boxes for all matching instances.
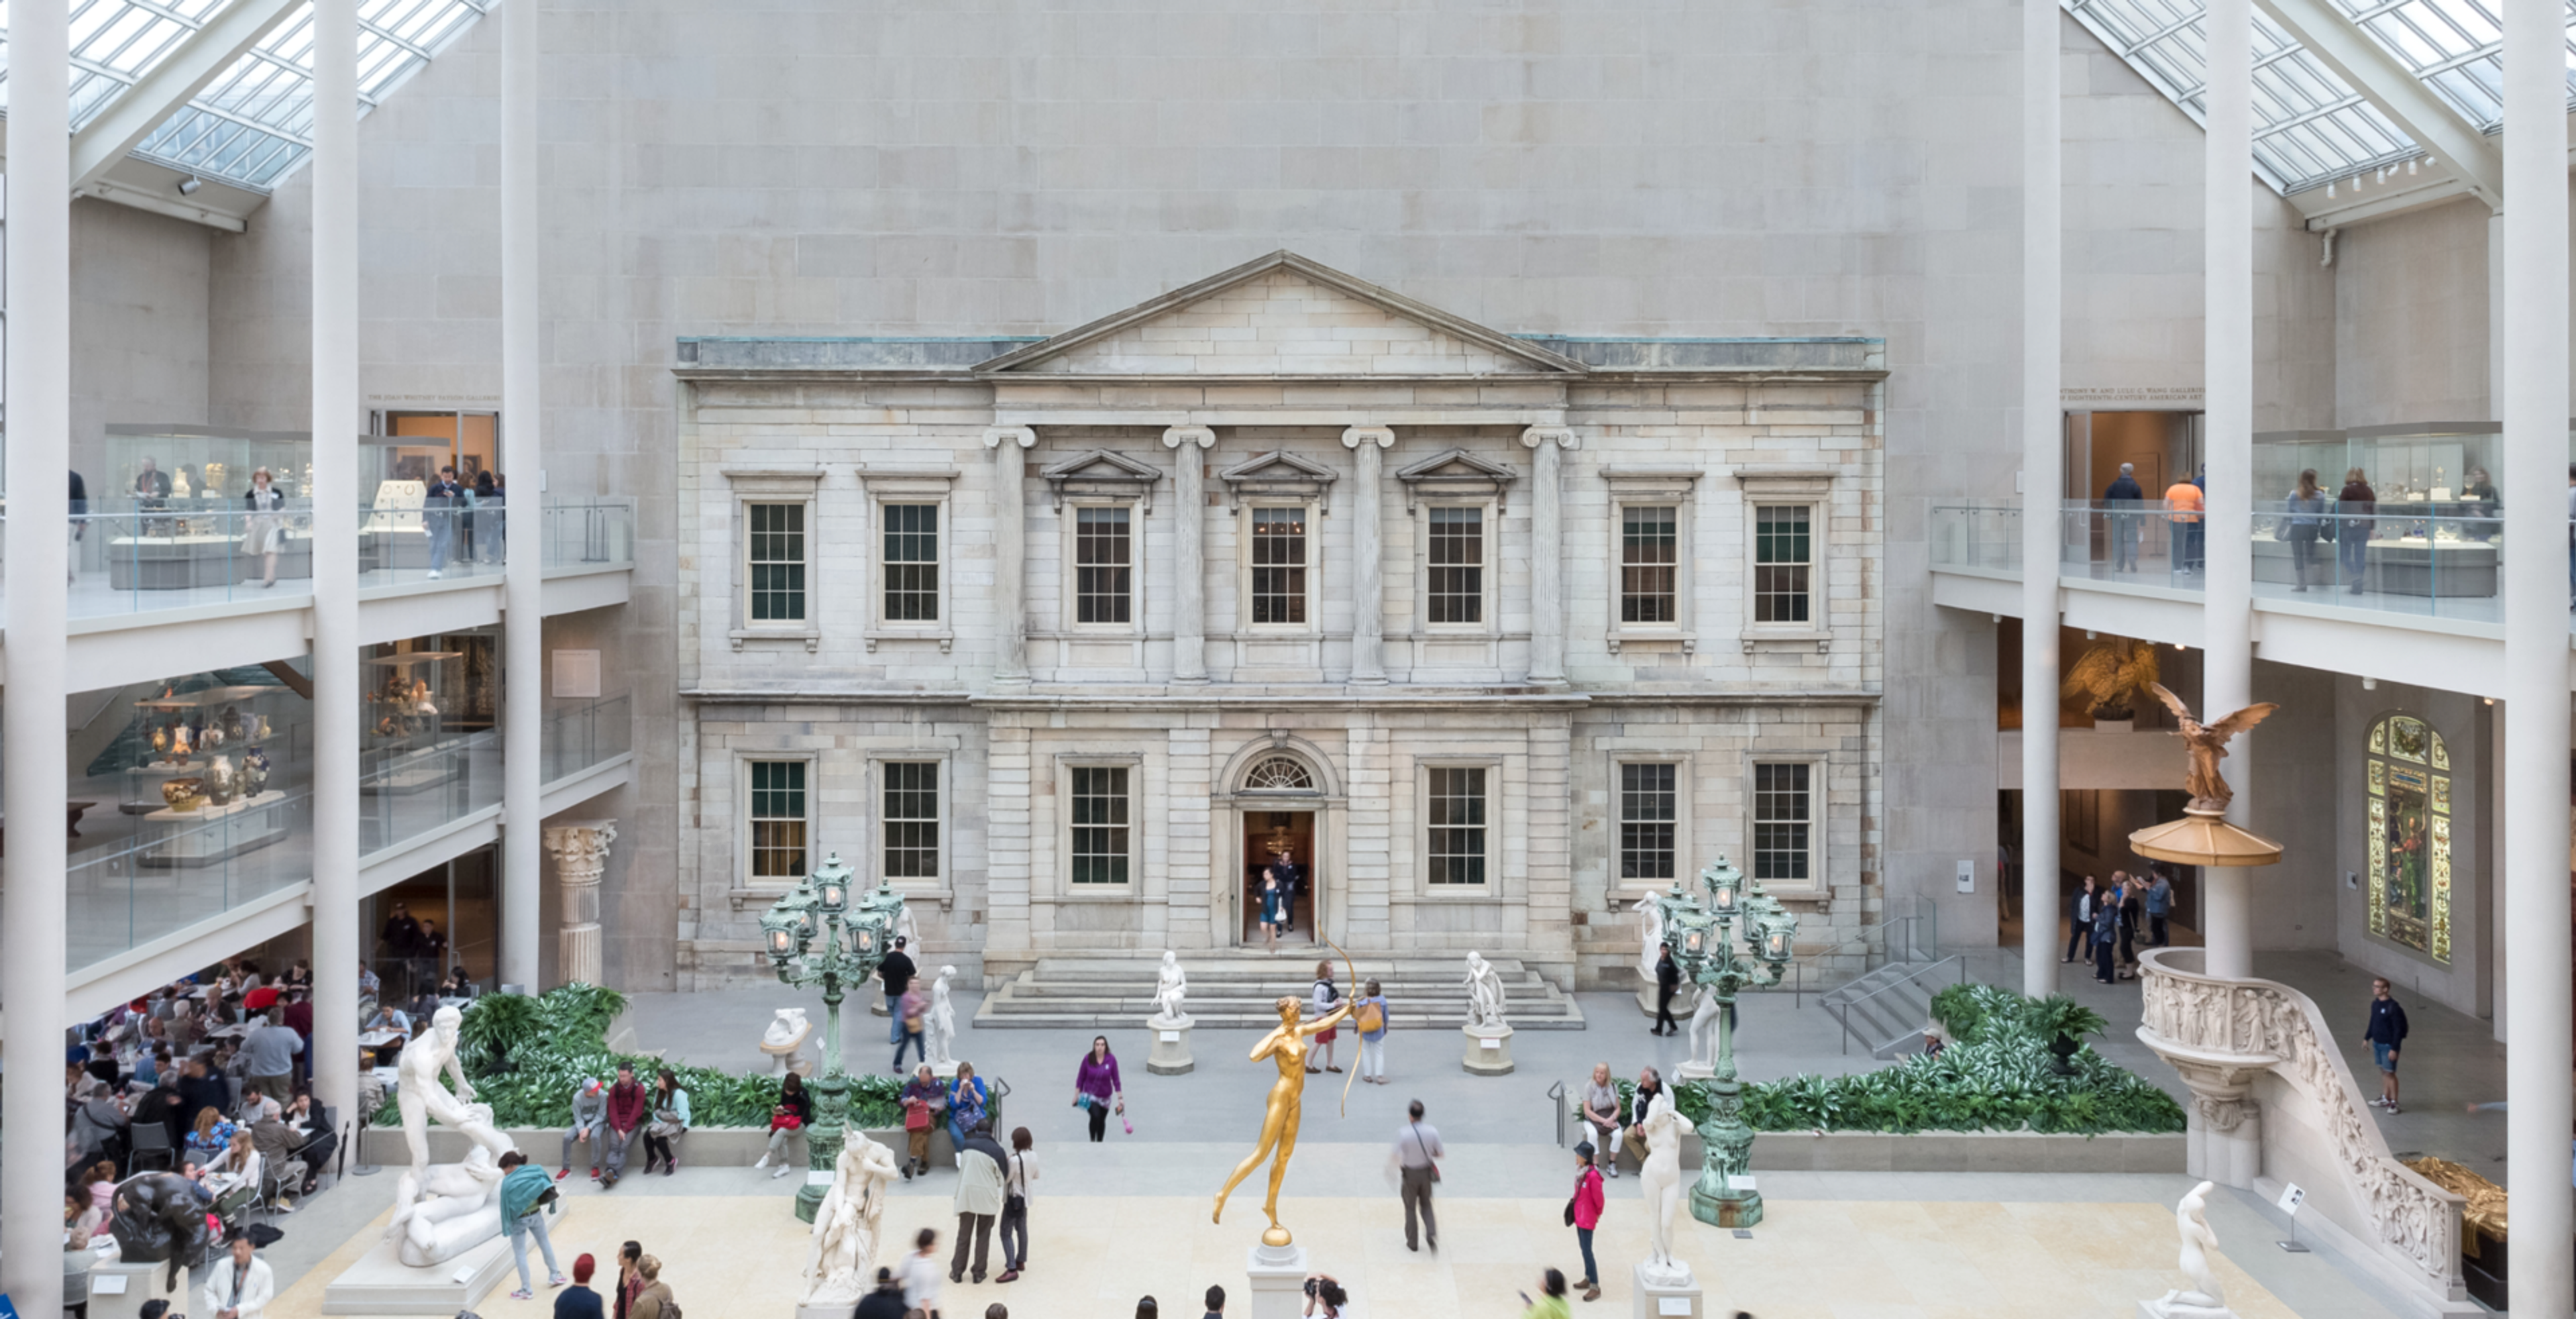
[1426,507,1484,624]
[1250,507,1308,625]
[1621,507,1678,623]
[1069,766,1131,884]
[1426,766,1488,885]
[882,762,940,882]
[747,503,808,623]
[1752,506,1812,625]
[1075,507,1133,624]
[1752,762,1813,884]
[883,504,941,622]
[1619,762,1678,882]
[748,760,809,882]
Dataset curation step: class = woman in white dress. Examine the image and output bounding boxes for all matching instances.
[243,468,287,588]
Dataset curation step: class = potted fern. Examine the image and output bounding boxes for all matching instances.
[2025,995,2108,1075]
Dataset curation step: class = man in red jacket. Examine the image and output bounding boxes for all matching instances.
[601,1063,647,1188]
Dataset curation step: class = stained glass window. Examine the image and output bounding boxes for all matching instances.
[2365,713,2449,963]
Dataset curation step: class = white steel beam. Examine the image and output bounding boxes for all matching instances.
[67,0,305,193]
[2254,0,2506,209]
[2204,0,2258,980]
[2021,0,2062,1000]
[500,0,544,990]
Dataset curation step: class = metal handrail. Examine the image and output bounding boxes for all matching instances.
[1823,955,1968,1055]
[1546,1080,1568,1148]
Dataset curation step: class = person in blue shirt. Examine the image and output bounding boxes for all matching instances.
[2103,463,2145,572]
[2143,869,2174,948]
[2364,978,2409,1114]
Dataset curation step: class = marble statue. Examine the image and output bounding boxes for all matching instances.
[1463,951,1507,1029]
[385,1145,508,1267]
[1634,1089,1693,1285]
[761,1006,815,1077]
[397,1004,515,1178]
[2147,682,2278,813]
[802,1132,902,1307]
[1684,985,1721,1069]
[926,966,959,1068]
[895,900,920,953]
[1148,950,1189,1023]
[1631,894,1665,980]
[2144,1180,2239,1319]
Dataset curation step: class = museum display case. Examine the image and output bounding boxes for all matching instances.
[97,425,315,589]
[2251,425,2502,601]
[118,681,305,818]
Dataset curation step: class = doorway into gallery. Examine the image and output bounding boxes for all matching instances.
[1225,745,1333,949]
[1242,808,1318,946]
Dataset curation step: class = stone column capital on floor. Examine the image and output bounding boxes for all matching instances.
[544,819,618,988]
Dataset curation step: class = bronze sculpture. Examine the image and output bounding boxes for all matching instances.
[2060,636,2161,721]
[2147,682,2277,812]
[1212,992,1352,1247]
[111,1172,215,1290]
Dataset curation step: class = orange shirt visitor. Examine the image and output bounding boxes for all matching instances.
[2164,480,2204,522]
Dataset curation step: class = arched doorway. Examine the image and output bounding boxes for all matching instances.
[1220,742,1338,949]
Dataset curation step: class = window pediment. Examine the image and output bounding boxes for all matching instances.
[1040,450,1164,511]
[1218,450,1340,511]
[1396,448,1519,511]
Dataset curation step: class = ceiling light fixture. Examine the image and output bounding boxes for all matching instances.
[176,176,203,196]
[2362,676,2377,690]
[2327,181,2337,197]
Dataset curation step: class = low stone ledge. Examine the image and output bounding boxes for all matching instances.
[1746,1129,2182,1173]
[361,1124,959,1170]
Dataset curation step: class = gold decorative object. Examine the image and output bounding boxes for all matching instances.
[2059,637,2161,721]
[1212,980,1355,1247]
[161,779,205,812]
[2129,682,2286,869]
[2404,1155,2508,1247]
[2146,682,2277,813]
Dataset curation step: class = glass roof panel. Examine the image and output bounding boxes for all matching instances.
[1,0,490,193]
[2326,0,2575,131]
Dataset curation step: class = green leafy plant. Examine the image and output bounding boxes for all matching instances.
[2025,994,2110,1045]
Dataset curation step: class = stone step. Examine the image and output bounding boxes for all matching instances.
[975,954,1585,1030]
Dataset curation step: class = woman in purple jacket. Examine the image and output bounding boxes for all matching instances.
[1074,1036,1124,1143]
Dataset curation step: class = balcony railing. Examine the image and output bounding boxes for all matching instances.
[2250,500,2501,623]
[2058,500,2206,593]
[359,727,506,856]
[1929,502,2022,572]
[64,786,315,971]
[541,693,631,782]
[543,500,635,571]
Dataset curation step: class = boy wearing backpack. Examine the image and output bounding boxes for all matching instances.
[1355,980,1390,1084]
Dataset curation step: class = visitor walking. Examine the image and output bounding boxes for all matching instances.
[613,1241,643,1319]
[204,1232,274,1319]
[1257,870,1287,953]
[1307,961,1342,1073]
[1355,979,1389,1083]
[2144,869,2173,948]
[424,466,466,580]
[1395,1098,1442,1252]
[498,1151,567,1299]
[1580,1063,1621,1178]
[853,1268,908,1319]
[2463,466,2498,541]
[2365,977,2409,1114]
[895,980,930,1071]
[1568,1144,1605,1302]
[2337,467,2376,594]
[2090,891,2121,986]
[2063,876,2098,964]
[641,1068,690,1175]
[1652,945,1680,1036]
[2111,873,2141,980]
[1201,1285,1226,1318]
[881,937,918,1047]
[559,1077,606,1179]
[555,1255,604,1319]
[951,1124,1006,1285]
[1075,1037,1124,1142]
[600,1064,647,1188]
[755,1071,810,1177]
[1519,1268,1572,1319]
[902,1227,945,1318]
[949,1061,991,1148]
[997,1126,1038,1282]
[2104,462,2145,572]
[629,1257,673,1319]
[900,1063,944,1178]
[244,468,288,588]
[2164,472,2205,574]
[2284,469,2327,592]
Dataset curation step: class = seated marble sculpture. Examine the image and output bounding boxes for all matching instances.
[1148,950,1188,1022]
[761,1006,814,1075]
[386,1144,508,1267]
[803,1132,902,1306]
[110,1172,214,1291]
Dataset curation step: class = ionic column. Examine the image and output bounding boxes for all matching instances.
[985,427,1037,686]
[1341,427,1394,684]
[1521,426,1576,686]
[1163,427,1216,682]
[542,820,619,986]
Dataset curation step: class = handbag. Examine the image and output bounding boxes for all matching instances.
[1356,1000,1385,1035]
[904,1100,932,1131]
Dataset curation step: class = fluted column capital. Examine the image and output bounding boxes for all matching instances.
[1341,425,1395,451]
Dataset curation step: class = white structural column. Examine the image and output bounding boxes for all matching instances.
[1162,426,1216,682]
[542,820,618,985]
[2200,0,2258,981]
[498,0,543,991]
[308,0,362,1137]
[2017,0,2061,998]
[1523,426,1576,686]
[1342,427,1395,684]
[985,427,1037,685]
[2501,0,2573,1302]
[3,1,72,1311]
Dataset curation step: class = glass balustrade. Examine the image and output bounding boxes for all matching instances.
[62,787,315,973]
[543,499,636,570]
[359,727,506,856]
[2057,500,2206,592]
[1928,502,2022,572]
[541,693,631,782]
[2252,499,2502,623]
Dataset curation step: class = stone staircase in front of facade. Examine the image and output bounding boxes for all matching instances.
[972,955,1587,1031]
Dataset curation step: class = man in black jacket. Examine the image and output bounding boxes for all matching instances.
[851,1268,908,1319]
[2104,462,2145,571]
[1651,945,1681,1036]
[175,1057,233,1138]
[879,938,917,1046]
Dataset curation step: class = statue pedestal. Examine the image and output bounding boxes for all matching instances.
[2138,1295,2238,1319]
[1244,1241,1309,1319]
[1674,1060,1715,1082]
[1147,1014,1195,1075]
[1462,1023,1515,1075]
[797,1298,864,1319]
[87,1257,183,1319]
[323,1198,574,1315]
[1632,1263,1703,1318]
[929,1059,962,1080]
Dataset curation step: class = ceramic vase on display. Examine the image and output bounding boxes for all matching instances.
[162,779,205,812]
[243,747,270,796]
[150,726,168,759]
[219,706,244,743]
[204,757,234,807]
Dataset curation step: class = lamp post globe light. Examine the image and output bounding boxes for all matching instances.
[759,851,905,1222]
[1657,851,1799,1228]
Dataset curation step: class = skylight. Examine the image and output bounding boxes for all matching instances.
[1,0,494,193]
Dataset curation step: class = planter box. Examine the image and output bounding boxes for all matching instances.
[1746,1129,2182,1173]
[362,1123,959,1170]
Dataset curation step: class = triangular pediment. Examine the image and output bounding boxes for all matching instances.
[1396,447,1520,511]
[1218,450,1340,511]
[1041,449,1165,511]
[977,251,1585,378]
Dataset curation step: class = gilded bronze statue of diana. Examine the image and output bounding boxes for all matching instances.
[1213,992,1354,1246]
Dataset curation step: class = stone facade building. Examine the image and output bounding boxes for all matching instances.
[676,252,1884,989]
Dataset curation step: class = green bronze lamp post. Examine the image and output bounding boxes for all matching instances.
[1658,853,1799,1229]
[758,852,905,1222]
